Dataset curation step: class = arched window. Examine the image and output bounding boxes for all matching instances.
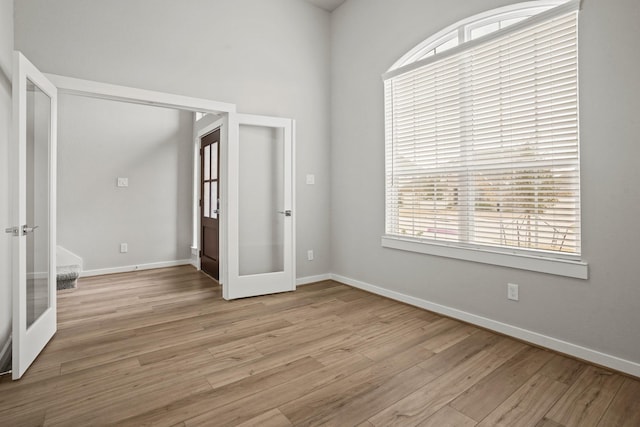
[389,1,570,70]
[383,0,585,277]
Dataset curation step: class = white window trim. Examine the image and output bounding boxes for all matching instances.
[382,0,587,279]
[382,235,588,279]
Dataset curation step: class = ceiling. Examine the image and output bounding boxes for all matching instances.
[303,0,347,12]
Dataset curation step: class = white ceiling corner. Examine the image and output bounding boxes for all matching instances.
[303,0,347,12]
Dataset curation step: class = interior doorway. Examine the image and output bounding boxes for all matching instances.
[200,129,220,280]
[48,73,296,303]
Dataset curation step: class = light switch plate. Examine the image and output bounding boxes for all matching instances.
[306,174,315,185]
[117,177,129,187]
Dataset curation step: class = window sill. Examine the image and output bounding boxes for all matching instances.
[381,235,588,279]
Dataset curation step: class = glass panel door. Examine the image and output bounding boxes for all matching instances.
[224,114,295,300]
[11,52,57,380]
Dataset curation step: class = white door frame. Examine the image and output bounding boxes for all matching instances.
[46,73,237,282]
[45,73,296,301]
[45,74,237,115]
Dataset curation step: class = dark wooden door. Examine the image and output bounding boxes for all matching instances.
[201,129,220,280]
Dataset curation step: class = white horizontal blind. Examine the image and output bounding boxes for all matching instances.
[385,10,580,256]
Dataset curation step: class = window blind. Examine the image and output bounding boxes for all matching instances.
[385,10,580,256]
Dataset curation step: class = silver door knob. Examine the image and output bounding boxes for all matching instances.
[22,225,39,235]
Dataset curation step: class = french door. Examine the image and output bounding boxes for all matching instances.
[9,52,57,379]
[223,114,295,300]
[6,54,294,381]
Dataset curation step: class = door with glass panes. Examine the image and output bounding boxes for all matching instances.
[200,129,220,280]
[9,52,58,380]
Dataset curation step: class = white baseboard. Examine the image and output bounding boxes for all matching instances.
[0,336,11,373]
[296,274,333,286]
[81,259,192,277]
[331,273,640,378]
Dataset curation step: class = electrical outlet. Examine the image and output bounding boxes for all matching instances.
[117,177,129,187]
[507,283,519,301]
[120,243,128,253]
[307,250,314,261]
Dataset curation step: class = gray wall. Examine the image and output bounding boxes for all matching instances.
[15,0,332,279]
[0,0,14,357]
[57,95,193,271]
[331,0,640,364]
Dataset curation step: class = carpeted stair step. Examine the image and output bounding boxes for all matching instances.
[57,265,81,290]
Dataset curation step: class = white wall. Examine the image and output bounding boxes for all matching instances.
[57,95,193,271]
[0,0,14,359]
[331,0,640,366]
[15,0,332,279]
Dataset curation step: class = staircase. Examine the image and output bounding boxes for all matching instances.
[57,265,81,290]
[56,246,83,290]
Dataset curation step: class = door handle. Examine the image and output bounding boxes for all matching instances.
[22,225,39,235]
[4,226,19,236]
[278,210,292,217]
[4,225,38,236]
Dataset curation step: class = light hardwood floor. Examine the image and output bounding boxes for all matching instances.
[0,266,638,426]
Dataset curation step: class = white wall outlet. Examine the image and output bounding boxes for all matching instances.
[507,283,519,301]
[117,177,129,187]
[120,243,128,253]
[306,174,315,185]
[307,250,314,261]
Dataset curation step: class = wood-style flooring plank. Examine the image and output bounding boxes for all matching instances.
[279,346,435,426]
[117,356,323,427]
[545,366,625,427]
[476,374,568,427]
[451,346,554,421]
[235,409,293,427]
[595,377,640,427]
[538,353,587,386]
[420,405,478,427]
[368,350,508,426]
[535,419,566,427]
[183,353,375,426]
